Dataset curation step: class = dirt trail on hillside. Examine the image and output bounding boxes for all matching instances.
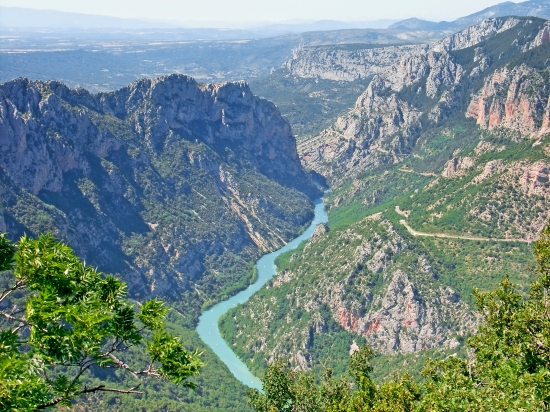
[399,220,530,243]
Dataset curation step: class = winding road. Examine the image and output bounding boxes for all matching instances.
[399,219,530,243]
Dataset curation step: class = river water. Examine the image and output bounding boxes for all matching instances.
[196,197,328,390]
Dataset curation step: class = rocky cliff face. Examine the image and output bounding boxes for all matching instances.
[298,48,463,181]
[283,18,521,83]
[0,74,319,313]
[467,65,550,136]
[221,214,478,371]
[453,0,550,28]
[283,44,429,82]
[299,17,550,185]
[432,17,521,52]
[0,76,313,195]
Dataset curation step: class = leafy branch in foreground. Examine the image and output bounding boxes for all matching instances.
[250,222,550,411]
[0,233,203,410]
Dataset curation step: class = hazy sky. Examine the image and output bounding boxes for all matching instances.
[0,0,522,24]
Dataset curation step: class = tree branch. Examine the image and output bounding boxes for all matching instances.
[0,279,25,305]
[136,360,161,378]
[81,384,143,395]
[107,353,139,380]
[1,311,29,326]
[36,385,143,409]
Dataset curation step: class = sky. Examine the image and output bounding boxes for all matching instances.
[0,0,522,25]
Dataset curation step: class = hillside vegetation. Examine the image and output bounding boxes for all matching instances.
[220,17,550,385]
[250,226,550,410]
[0,75,320,410]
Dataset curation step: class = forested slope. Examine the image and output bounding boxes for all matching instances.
[220,17,550,382]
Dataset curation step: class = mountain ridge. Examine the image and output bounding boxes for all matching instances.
[0,74,319,315]
[299,17,550,184]
[390,0,550,31]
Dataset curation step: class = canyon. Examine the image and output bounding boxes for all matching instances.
[4,2,550,409]
[0,75,319,311]
[219,16,550,378]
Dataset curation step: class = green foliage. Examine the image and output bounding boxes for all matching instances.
[0,233,15,271]
[68,312,253,411]
[251,221,550,411]
[249,71,371,139]
[248,347,421,412]
[419,274,550,409]
[348,345,375,385]
[148,331,202,387]
[248,359,348,412]
[0,233,203,410]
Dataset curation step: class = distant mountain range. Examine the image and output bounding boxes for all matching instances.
[5,1,550,35]
[260,20,400,32]
[0,6,398,34]
[0,7,178,29]
[390,0,550,31]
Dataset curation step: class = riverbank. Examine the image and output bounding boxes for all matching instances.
[196,197,328,389]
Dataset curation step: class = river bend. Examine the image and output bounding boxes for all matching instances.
[196,197,328,389]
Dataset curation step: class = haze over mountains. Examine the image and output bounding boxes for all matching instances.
[391,0,550,30]
[3,1,550,91]
[0,7,180,29]
[0,6,398,36]
[4,1,550,36]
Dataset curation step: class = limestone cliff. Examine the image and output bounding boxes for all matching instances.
[299,48,463,181]
[299,17,550,185]
[283,44,429,82]
[467,65,550,136]
[284,18,521,83]
[0,74,319,313]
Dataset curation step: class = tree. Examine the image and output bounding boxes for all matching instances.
[247,346,420,412]
[420,224,550,410]
[0,233,203,410]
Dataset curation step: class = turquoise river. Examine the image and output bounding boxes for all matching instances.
[196,197,328,389]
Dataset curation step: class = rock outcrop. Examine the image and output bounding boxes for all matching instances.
[0,75,319,306]
[284,44,429,82]
[299,17,550,185]
[432,17,521,52]
[442,157,476,177]
[467,65,550,136]
[298,48,463,181]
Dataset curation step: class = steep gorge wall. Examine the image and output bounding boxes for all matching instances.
[467,65,550,136]
[283,44,428,81]
[0,74,319,306]
[299,17,550,184]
